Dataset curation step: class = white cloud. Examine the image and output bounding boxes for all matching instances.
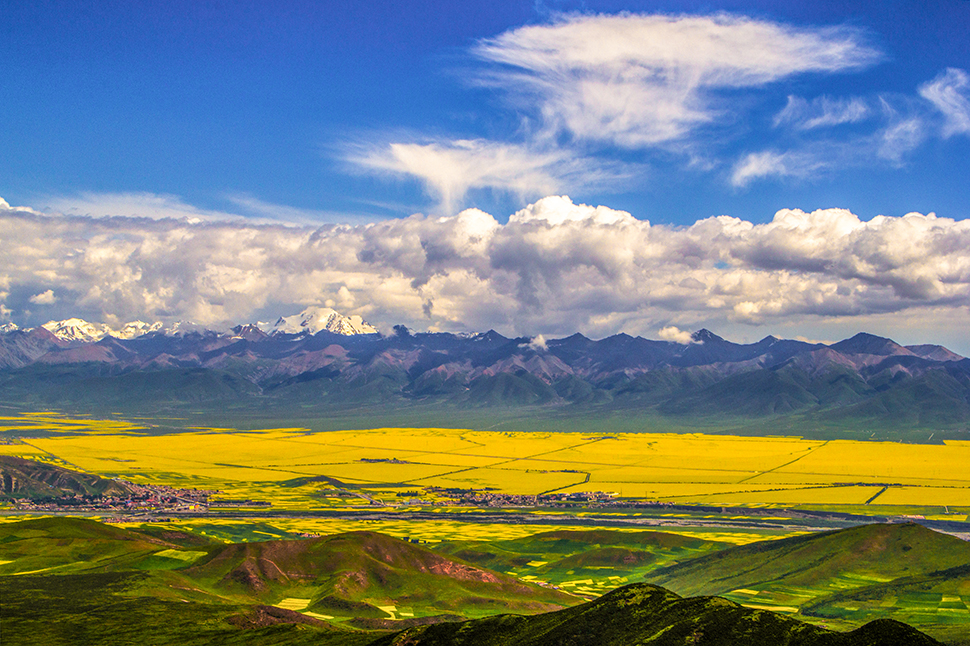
[774,95,870,130]
[28,289,57,305]
[225,194,381,225]
[657,326,693,344]
[732,102,928,187]
[730,150,828,187]
[919,67,970,137]
[347,13,883,211]
[740,68,970,188]
[41,192,244,223]
[2,195,969,347]
[526,334,548,351]
[349,138,627,214]
[473,13,880,148]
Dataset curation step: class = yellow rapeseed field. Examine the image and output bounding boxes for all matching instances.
[4,413,967,509]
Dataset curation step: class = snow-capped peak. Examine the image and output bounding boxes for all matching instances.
[0,322,19,334]
[267,306,377,336]
[115,320,163,339]
[40,318,163,342]
[41,318,114,343]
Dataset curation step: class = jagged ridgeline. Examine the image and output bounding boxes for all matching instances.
[1,314,969,438]
[0,517,946,646]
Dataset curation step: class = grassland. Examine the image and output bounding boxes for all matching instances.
[2,412,969,642]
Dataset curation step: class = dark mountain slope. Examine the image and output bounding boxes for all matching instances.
[0,455,133,499]
[371,583,942,646]
[2,327,968,435]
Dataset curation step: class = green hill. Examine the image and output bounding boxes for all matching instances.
[644,523,970,598]
[0,518,951,646]
[369,583,943,646]
[802,563,970,644]
[434,528,725,595]
[0,517,574,622]
[0,516,200,575]
[185,530,574,618]
[642,523,970,644]
[0,455,132,499]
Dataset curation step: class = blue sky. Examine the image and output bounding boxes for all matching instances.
[3,0,969,222]
[2,1,970,351]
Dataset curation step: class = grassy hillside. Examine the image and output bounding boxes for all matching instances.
[368,583,943,646]
[0,518,954,645]
[0,516,195,575]
[0,517,574,622]
[184,530,574,618]
[644,523,970,597]
[0,570,376,646]
[434,529,726,597]
[1,571,944,646]
[643,523,970,644]
[802,564,970,645]
[0,455,132,499]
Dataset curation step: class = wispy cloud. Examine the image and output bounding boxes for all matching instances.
[473,13,880,148]
[224,194,381,225]
[737,67,970,188]
[347,12,883,211]
[349,138,629,214]
[730,150,829,187]
[38,191,375,227]
[774,95,871,130]
[41,192,243,223]
[920,67,970,137]
[733,96,930,187]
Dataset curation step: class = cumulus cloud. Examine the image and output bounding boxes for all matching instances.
[919,67,970,137]
[657,326,693,344]
[473,13,879,148]
[28,290,57,305]
[526,334,548,352]
[2,194,969,343]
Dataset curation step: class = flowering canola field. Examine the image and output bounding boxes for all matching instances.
[2,415,968,511]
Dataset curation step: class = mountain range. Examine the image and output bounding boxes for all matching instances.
[0,306,377,344]
[1,308,969,437]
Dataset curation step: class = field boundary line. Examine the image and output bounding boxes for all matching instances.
[736,441,829,484]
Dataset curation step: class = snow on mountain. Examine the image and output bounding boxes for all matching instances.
[162,321,211,336]
[41,318,115,343]
[8,307,376,342]
[40,318,162,342]
[115,320,163,339]
[266,306,377,336]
